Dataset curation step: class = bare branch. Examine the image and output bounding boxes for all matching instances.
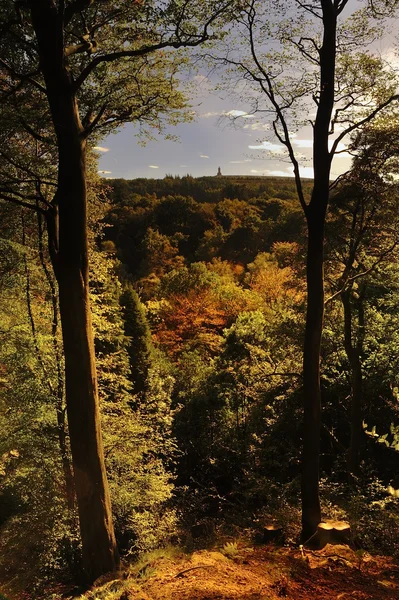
[330,94,399,156]
[294,0,323,19]
[244,2,306,211]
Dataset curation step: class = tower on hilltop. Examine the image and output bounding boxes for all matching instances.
[216,166,222,177]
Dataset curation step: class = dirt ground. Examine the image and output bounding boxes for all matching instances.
[81,543,399,600]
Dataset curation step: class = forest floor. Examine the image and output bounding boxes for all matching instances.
[65,542,399,600]
[1,541,399,599]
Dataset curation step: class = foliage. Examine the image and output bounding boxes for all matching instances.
[3,159,399,595]
[90,248,178,556]
[221,541,239,559]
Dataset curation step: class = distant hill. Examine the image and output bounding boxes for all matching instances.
[103,175,309,281]
[108,174,313,205]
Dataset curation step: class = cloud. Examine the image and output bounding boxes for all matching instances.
[230,159,253,164]
[98,170,112,174]
[293,138,349,155]
[148,165,159,169]
[330,140,350,156]
[265,169,291,177]
[200,154,210,159]
[93,146,110,153]
[180,164,188,168]
[200,111,220,118]
[193,74,210,84]
[243,123,271,131]
[332,123,346,133]
[293,139,313,148]
[250,169,266,174]
[225,110,255,119]
[248,141,284,153]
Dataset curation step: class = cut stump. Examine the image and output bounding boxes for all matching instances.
[304,520,351,550]
[263,524,283,544]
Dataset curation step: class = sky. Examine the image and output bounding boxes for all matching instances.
[95,77,353,181]
[95,4,398,182]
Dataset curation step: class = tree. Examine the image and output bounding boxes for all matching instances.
[120,285,155,396]
[208,0,399,538]
[325,121,399,481]
[0,0,239,581]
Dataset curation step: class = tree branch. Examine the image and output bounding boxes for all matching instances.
[325,239,399,305]
[0,57,46,94]
[63,0,94,27]
[73,0,235,90]
[330,94,399,157]
[0,193,45,213]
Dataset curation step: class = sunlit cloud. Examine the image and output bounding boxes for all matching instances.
[248,141,285,153]
[293,138,349,156]
[98,170,112,174]
[264,165,314,178]
[180,164,188,167]
[332,123,346,133]
[200,154,210,159]
[225,110,255,119]
[293,139,313,148]
[230,159,253,164]
[250,169,266,174]
[265,169,290,177]
[93,146,110,153]
[148,165,159,169]
[200,111,220,118]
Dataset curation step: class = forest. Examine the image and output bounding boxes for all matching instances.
[0,1,399,599]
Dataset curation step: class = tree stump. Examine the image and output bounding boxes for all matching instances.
[304,520,351,549]
[263,524,283,544]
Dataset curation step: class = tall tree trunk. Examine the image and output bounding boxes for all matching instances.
[342,288,364,483]
[56,145,119,578]
[301,205,325,541]
[300,1,337,540]
[31,2,119,582]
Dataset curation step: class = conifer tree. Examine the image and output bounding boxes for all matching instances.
[120,286,155,396]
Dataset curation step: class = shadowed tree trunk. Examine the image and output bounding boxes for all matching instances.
[30,2,118,580]
[300,1,337,541]
[301,204,326,540]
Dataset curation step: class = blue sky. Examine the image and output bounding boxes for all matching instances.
[95,5,398,183]
[95,76,354,181]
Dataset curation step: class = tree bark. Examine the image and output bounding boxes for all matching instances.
[300,0,337,541]
[30,1,119,581]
